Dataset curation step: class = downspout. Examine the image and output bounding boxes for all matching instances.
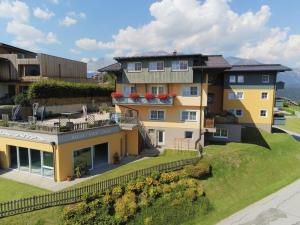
[50,142,57,182]
[195,66,204,152]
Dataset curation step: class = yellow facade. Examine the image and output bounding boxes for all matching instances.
[223,88,275,125]
[0,129,139,182]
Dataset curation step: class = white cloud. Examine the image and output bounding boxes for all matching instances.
[74,0,300,67]
[70,48,81,54]
[0,0,29,22]
[81,57,114,72]
[59,16,77,27]
[33,7,55,20]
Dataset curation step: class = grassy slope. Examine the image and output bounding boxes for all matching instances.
[0,178,49,202]
[0,150,197,225]
[185,128,300,225]
[279,117,300,133]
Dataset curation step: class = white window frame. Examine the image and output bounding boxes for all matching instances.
[171,60,189,71]
[150,85,165,94]
[149,110,165,121]
[157,130,165,145]
[262,75,270,83]
[237,75,244,83]
[148,61,164,72]
[229,75,236,83]
[123,85,136,97]
[213,128,228,138]
[228,91,244,100]
[127,62,142,72]
[181,110,198,122]
[260,109,268,118]
[261,92,268,100]
[182,85,199,96]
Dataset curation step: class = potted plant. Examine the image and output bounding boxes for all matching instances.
[113,152,120,164]
[157,93,169,101]
[129,93,140,100]
[75,166,81,178]
[145,93,155,101]
[111,92,123,99]
[66,175,73,181]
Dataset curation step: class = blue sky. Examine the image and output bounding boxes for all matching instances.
[1,0,300,71]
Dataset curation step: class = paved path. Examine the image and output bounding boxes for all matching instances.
[273,126,300,142]
[217,179,300,225]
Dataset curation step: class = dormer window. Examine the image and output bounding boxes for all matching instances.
[149,61,164,71]
[171,60,188,71]
[127,62,142,72]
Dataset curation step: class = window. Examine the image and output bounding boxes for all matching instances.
[235,109,243,117]
[262,75,270,83]
[150,110,165,120]
[228,92,244,100]
[171,60,188,71]
[229,75,236,83]
[181,111,197,121]
[151,86,164,94]
[127,62,142,72]
[123,85,136,97]
[237,75,244,83]
[185,131,193,139]
[182,86,199,96]
[260,110,267,117]
[213,128,228,138]
[149,61,164,71]
[261,92,268,100]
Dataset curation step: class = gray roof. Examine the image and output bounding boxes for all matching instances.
[114,53,203,61]
[98,62,121,72]
[226,64,292,72]
[0,42,36,55]
[193,55,231,69]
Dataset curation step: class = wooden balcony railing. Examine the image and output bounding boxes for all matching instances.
[204,118,215,128]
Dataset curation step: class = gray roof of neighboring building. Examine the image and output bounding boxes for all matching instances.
[225,64,292,72]
[98,62,121,72]
[0,42,36,55]
[114,53,203,61]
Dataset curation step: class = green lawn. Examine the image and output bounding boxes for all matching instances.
[279,117,300,134]
[2,131,300,225]
[184,128,300,225]
[0,178,49,202]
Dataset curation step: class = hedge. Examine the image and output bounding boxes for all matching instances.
[27,80,113,100]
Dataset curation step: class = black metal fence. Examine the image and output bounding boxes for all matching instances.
[0,156,200,218]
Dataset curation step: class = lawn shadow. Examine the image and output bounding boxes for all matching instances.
[242,127,271,150]
[272,127,287,134]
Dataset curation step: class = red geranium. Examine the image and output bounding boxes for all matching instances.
[157,94,169,100]
[168,93,177,98]
[144,93,155,100]
[111,92,123,99]
[129,92,140,99]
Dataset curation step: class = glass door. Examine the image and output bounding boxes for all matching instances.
[42,152,54,178]
[30,149,41,174]
[157,130,165,146]
[9,146,18,169]
[19,147,29,172]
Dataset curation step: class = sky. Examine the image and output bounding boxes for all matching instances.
[1,0,300,72]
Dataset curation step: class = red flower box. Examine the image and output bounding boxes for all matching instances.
[111,92,123,99]
[129,92,140,99]
[168,93,177,98]
[157,94,169,101]
[144,93,155,100]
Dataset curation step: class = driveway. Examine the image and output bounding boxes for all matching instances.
[217,179,300,225]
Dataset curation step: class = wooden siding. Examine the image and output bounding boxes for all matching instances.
[121,59,194,83]
[0,54,18,81]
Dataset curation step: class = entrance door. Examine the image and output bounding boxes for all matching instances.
[19,147,29,171]
[157,130,165,146]
[30,149,41,174]
[9,146,18,169]
[93,143,108,168]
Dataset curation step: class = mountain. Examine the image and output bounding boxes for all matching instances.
[225,56,262,65]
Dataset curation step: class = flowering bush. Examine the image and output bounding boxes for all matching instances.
[144,92,155,100]
[129,92,140,99]
[111,92,123,99]
[157,94,169,101]
[168,93,177,98]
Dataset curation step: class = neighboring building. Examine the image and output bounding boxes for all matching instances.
[0,43,87,100]
[99,53,291,150]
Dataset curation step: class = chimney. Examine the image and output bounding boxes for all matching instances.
[172,50,177,55]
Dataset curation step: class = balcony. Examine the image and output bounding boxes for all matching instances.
[275,98,284,108]
[273,114,286,125]
[112,93,175,106]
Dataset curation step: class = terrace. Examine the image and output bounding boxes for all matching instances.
[204,112,238,131]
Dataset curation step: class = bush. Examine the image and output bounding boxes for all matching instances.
[126,180,145,194]
[111,186,123,200]
[159,171,180,184]
[114,192,137,222]
[27,80,113,100]
[14,93,30,106]
[184,161,211,179]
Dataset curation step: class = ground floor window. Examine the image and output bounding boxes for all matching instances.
[9,146,54,178]
[185,131,193,139]
[213,128,228,138]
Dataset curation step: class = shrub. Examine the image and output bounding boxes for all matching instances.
[150,171,160,180]
[111,92,123,99]
[111,186,123,200]
[159,171,180,184]
[139,192,151,207]
[14,93,30,106]
[81,192,98,204]
[129,92,140,99]
[102,192,113,206]
[27,80,113,100]
[157,94,168,101]
[144,93,155,100]
[148,186,162,199]
[183,161,211,179]
[126,180,145,194]
[114,192,137,222]
[184,188,198,201]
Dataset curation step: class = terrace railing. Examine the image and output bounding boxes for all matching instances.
[0,156,200,218]
[113,96,174,105]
